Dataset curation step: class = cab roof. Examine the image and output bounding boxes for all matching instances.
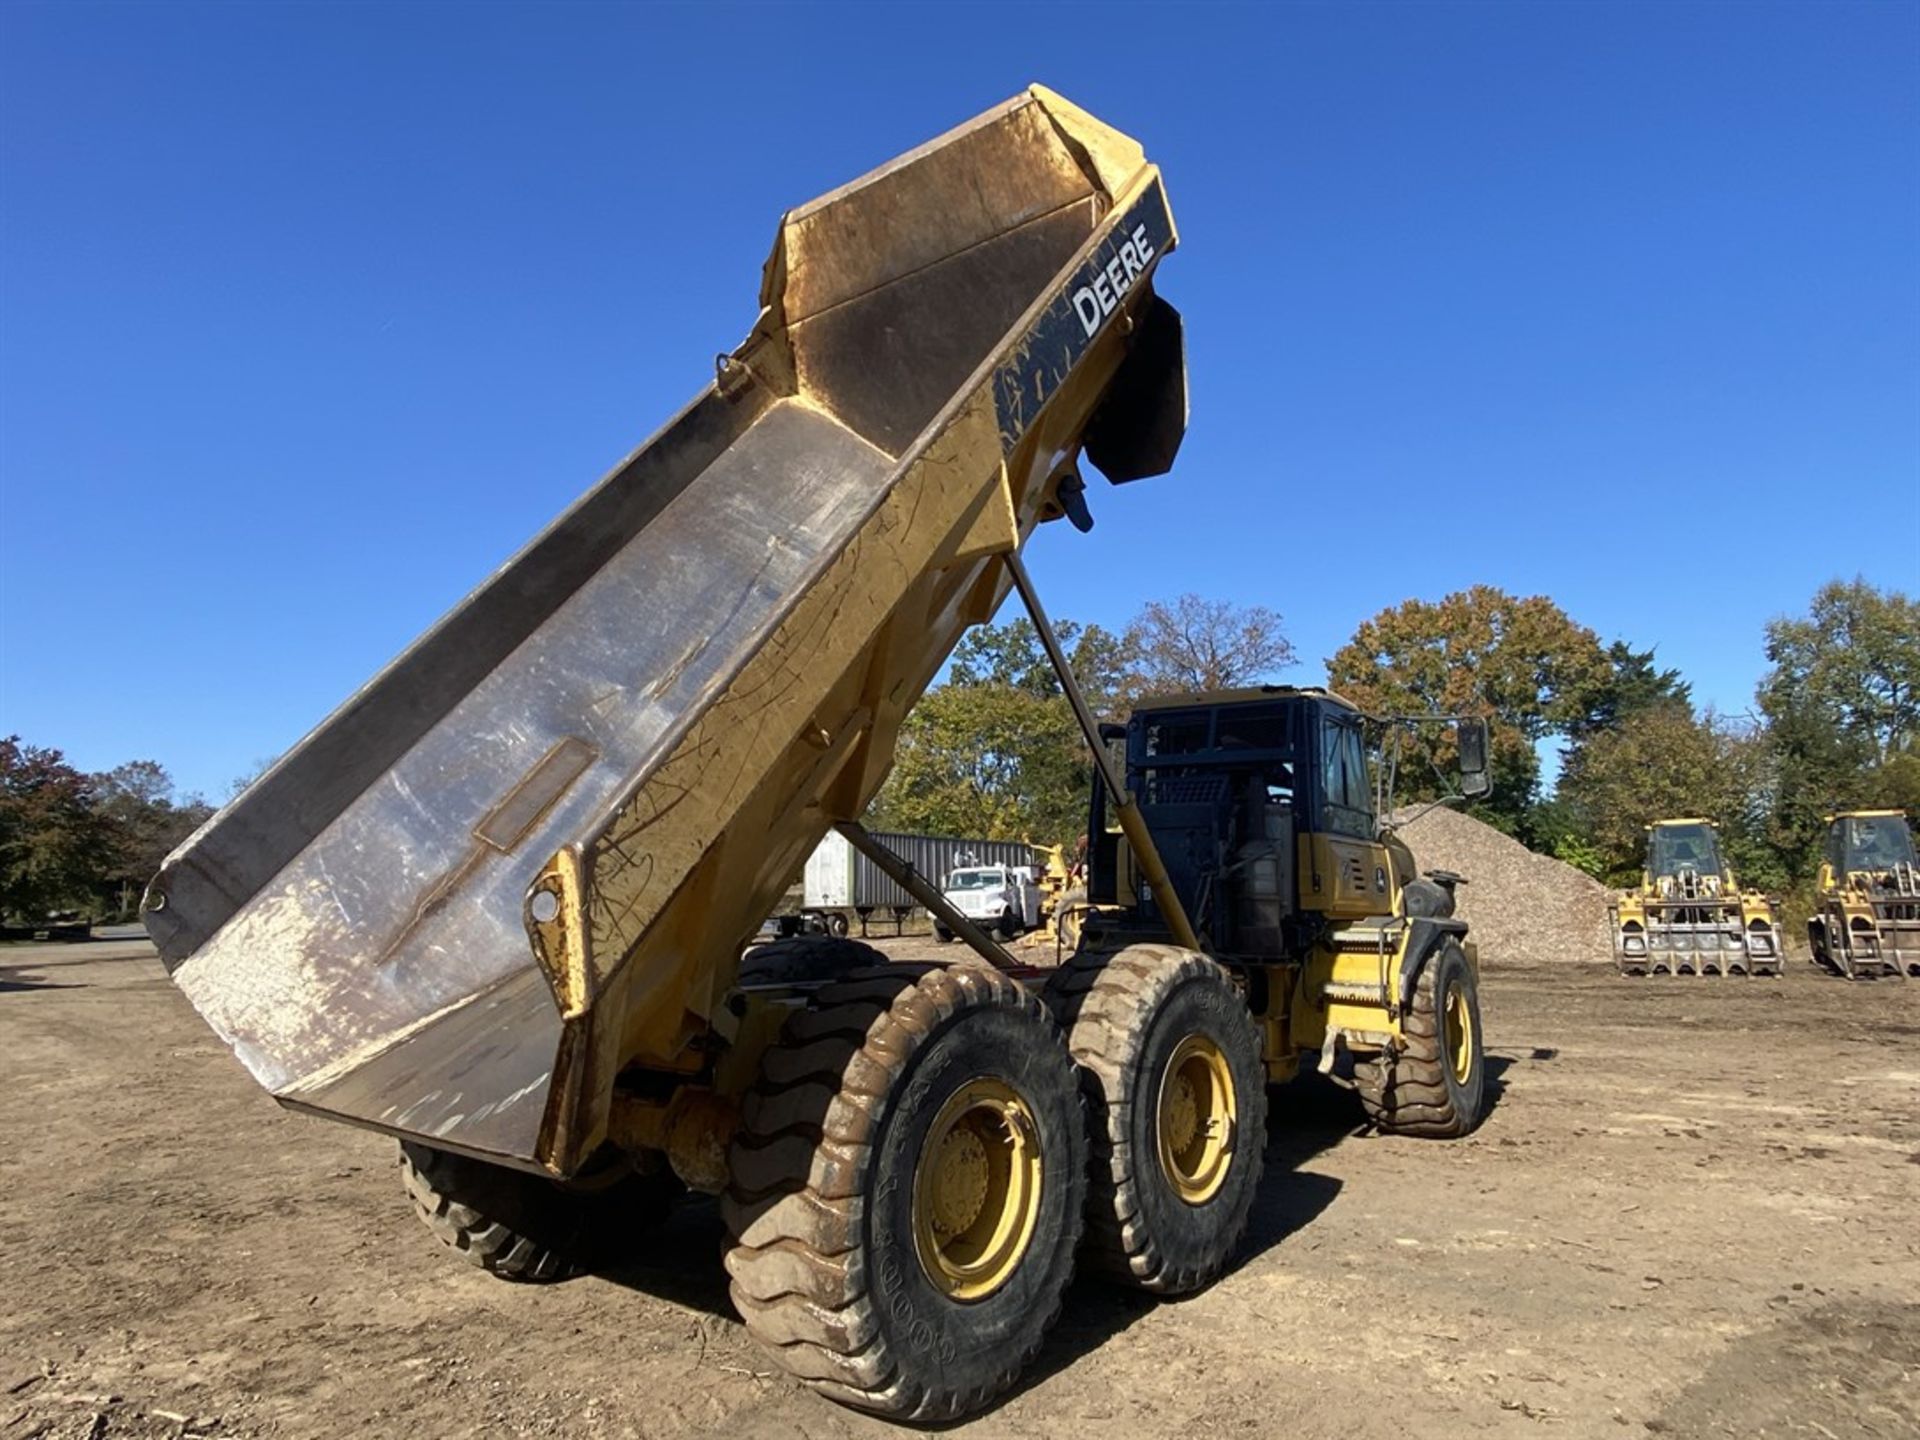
[1126,685,1364,716]
[1824,809,1910,822]
[1647,817,1718,829]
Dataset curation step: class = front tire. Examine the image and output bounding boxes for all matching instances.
[1046,945,1267,1295]
[1356,939,1486,1137]
[723,964,1087,1421]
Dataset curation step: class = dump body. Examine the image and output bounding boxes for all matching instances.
[1611,818,1780,975]
[145,87,1186,1176]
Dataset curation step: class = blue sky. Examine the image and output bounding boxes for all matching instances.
[2,1,1916,801]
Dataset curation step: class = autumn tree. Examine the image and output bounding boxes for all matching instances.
[1328,586,1612,825]
[0,738,112,921]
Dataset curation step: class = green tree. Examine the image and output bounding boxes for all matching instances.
[949,617,1134,712]
[0,738,112,922]
[866,684,1086,844]
[876,596,1298,843]
[1567,641,1691,740]
[1556,703,1776,885]
[1328,586,1613,825]
[1758,578,1920,880]
[93,760,215,916]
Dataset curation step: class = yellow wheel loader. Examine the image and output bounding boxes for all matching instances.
[1610,819,1782,976]
[1808,810,1919,979]
[141,89,1479,1422]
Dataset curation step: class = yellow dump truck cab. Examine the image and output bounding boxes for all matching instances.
[1075,687,1488,1135]
[1809,810,1919,979]
[1611,818,1781,976]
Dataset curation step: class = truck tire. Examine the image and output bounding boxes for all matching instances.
[722,964,1087,1421]
[1355,938,1485,1138]
[1054,885,1089,953]
[998,908,1022,940]
[399,1142,680,1282]
[738,935,886,987]
[932,922,955,944]
[1045,945,1266,1295]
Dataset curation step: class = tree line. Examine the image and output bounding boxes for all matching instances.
[870,576,1918,908]
[0,743,217,925]
[5,578,1911,926]
[1329,577,1917,896]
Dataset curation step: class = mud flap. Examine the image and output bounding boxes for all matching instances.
[1084,294,1186,484]
[1397,917,1471,1013]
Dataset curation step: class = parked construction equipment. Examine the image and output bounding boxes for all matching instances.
[142,89,1482,1422]
[1808,810,1918,979]
[773,828,1032,938]
[1610,819,1782,976]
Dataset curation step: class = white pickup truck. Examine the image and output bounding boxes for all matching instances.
[934,861,1044,942]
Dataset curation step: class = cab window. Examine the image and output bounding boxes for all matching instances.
[1320,717,1373,838]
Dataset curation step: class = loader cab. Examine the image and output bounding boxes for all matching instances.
[1084,688,1387,958]
[1825,811,1916,880]
[1645,820,1727,886]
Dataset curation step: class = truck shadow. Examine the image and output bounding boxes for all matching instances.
[591,1195,734,1316]
[0,967,86,993]
[1004,1090,1351,1407]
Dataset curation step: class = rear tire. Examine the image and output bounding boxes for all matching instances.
[722,964,1086,1421]
[933,923,954,944]
[738,935,885,987]
[399,1143,679,1282]
[1355,939,1485,1138]
[1045,945,1267,1295]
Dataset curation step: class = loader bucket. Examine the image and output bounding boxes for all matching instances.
[144,87,1186,1176]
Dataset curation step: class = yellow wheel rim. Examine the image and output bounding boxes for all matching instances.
[911,1077,1043,1302]
[1155,1034,1237,1206]
[1445,983,1475,1084]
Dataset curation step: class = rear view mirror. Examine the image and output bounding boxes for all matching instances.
[1456,718,1491,799]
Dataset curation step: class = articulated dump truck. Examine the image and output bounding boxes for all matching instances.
[147,89,1480,1421]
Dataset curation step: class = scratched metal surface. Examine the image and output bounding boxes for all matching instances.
[169,400,890,1162]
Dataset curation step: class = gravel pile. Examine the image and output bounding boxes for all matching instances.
[1391,805,1612,964]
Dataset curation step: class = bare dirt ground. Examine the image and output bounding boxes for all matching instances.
[3,936,1916,1440]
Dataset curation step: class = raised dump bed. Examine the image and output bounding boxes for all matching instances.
[145,86,1186,1185]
